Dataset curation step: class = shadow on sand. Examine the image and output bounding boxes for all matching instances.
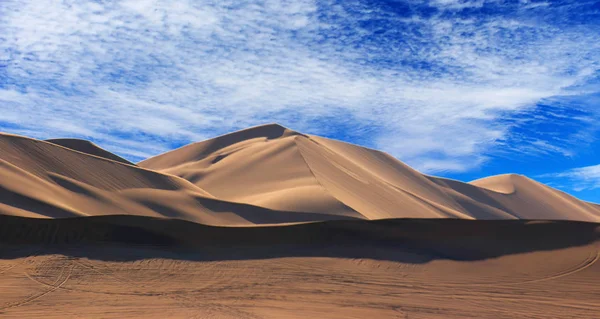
[0,215,598,264]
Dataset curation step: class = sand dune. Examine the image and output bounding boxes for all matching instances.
[468,174,600,220]
[0,132,359,225]
[139,123,600,222]
[0,124,598,224]
[2,125,600,318]
[45,138,134,165]
[139,124,362,219]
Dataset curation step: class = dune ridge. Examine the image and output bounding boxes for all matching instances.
[46,138,134,165]
[141,124,600,223]
[1,126,600,318]
[1,124,599,224]
[0,132,356,225]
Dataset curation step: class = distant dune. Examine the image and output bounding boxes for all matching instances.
[45,138,134,165]
[1,124,599,224]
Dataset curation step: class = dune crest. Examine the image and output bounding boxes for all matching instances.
[140,124,600,223]
[1,126,600,318]
[46,138,134,165]
[0,132,356,225]
[470,174,519,194]
[1,124,599,225]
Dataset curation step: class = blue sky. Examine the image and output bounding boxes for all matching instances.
[1,0,599,203]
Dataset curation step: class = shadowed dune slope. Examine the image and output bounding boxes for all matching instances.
[139,124,600,222]
[46,138,134,165]
[1,215,598,319]
[0,133,354,225]
[0,215,598,262]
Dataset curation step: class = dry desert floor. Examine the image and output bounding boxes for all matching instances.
[0,217,598,318]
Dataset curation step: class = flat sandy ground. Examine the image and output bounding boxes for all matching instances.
[0,241,598,319]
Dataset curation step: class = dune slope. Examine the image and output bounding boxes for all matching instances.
[0,133,354,225]
[0,215,598,318]
[139,124,363,219]
[1,125,599,318]
[46,138,134,165]
[140,124,600,222]
[1,124,599,224]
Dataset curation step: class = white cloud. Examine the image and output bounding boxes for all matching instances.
[430,0,486,10]
[0,0,599,171]
[539,164,600,192]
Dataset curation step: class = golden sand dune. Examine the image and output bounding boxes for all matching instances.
[469,174,600,220]
[139,123,600,222]
[46,138,134,165]
[1,125,600,318]
[0,132,357,225]
[0,124,598,224]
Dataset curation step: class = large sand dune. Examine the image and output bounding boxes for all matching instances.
[2,125,600,318]
[0,124,598,224]
[0,132,352,225]
[139,123,600,222]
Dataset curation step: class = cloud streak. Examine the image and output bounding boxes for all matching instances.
[539,164,600,192]
[1,0,599,169]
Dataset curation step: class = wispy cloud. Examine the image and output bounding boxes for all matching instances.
[1,0,599,168]
[539,164,600,192]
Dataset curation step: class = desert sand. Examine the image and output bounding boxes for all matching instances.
[45,139,135,165]
[0,216,598,318]
[2,124,598,223]
[0,123,599,318]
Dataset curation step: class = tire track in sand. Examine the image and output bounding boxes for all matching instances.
[0,263,74,311]
[439,249,600,288]
[512,250,599,285]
